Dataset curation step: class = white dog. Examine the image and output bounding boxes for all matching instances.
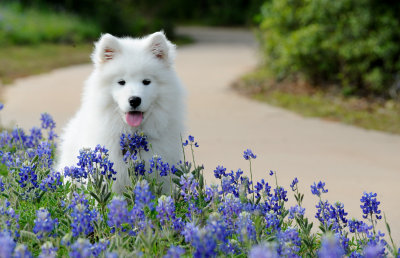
[56,32,185,193]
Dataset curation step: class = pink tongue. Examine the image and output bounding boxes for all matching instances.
[126,112,143,127]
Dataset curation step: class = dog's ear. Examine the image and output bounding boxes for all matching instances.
[92,33,120,65]
[147,31,176,65]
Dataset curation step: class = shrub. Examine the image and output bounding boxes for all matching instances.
[0,3,100,45]
[258,0,400,97]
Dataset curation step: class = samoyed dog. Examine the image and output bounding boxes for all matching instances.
[56,32,185,193]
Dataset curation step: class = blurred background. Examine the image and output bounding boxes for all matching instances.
[1,0,399,133]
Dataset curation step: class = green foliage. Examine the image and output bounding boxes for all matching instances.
[0,3,100,45]
[258,0,400,97]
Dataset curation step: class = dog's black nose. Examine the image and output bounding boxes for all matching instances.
[129,97,141,108]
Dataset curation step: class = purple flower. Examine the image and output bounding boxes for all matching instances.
[318,234,345,258]
[120,132,149,161]
[0,103,3,111]
[243,149,257,160]
[0,231,16,257]
[236,211,256,242]
[156,195,176,226]
[311,181,328,197]
[13,244,32,258]
[276,227,301,256]
[249,244,278,258]
[68,193,98,237]
[182,135,199,147]
[290,177,299,191]
[77,145,117,181]
[360,192,382,220]
[164,245,185,258]
[38,242,57,258]
[213,165,227,179]
[107,197,130,233]
[288,205,305,219]
[33,208,58,239]
[180,174,199,202]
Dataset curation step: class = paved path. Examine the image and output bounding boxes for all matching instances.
[2,27,400,241]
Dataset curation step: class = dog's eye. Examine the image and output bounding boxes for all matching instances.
[142,79,151,86]
[118,80,126,86]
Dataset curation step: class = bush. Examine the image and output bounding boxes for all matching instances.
[0,3,100,45]
[0,106,399,257]
[258,0,400,97]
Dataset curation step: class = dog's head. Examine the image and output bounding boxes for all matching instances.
[90,32,177,128]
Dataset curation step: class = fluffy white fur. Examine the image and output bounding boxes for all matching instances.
[56,32,185,193]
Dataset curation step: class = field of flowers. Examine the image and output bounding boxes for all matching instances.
[0,103,398,257]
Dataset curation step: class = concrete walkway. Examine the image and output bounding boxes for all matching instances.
[2,27,400,241]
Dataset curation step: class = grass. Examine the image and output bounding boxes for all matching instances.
[233,68,400,134]
[0,43,93,85]
[0,3,100,45]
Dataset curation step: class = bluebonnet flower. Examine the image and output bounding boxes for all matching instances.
[180,174,199,202]
[183,224,218,258]
[157,195,176,226]
[134,180,155,210]
[243,149,257,160]
[77,145,117,181]
[219,194,242,226]
[120,132,149,161]
[288,205,305,219]
[269,170,274,176]
[92,239,109,256]
[311,181,328,197]
[360,192,382,220]
[182,135,199,147]
[68,193,99,237]
[0,102,3,111]
[107,197,130,233]
[0,230,16,257]
[205,185,219,202]
[182,222,199,243]
[133,160,146,176]
[13,244,32,258]
[38,242,57,258]
[213,165,226,179]
[348,219,372,233]
[318,234,345,258]
[236,211,256,242]
[276,227,301,257]
[63,166,87,182]
[0,199,20,238]
[69,238,109,257]
[28,127,43,147]
[18,164,38,189]
[265,212,280,232]
[40,113,56,130]
[129,180,154,231]
[249,244,278,258]
[274,187,288,202]
[0,176,4,192]
[164,245,185,258]
[39,171,62,192]
[70,238,93,257]
[290,177,299,191]
[40,113,57,141]
[33,208,58,239]
[35,141,53,169]
[315,200,348,232]
[363,242,386,257]
[149,156,171,177]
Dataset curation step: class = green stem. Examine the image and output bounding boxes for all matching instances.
[249,159,254,203]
